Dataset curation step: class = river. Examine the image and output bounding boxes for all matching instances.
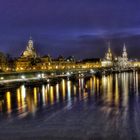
[0,72,139,140]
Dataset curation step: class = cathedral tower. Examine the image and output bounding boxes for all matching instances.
[105,42,113,61]
[22,37,37,58]
[122,43,128,60]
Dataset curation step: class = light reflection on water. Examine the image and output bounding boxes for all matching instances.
[0,71,139,118]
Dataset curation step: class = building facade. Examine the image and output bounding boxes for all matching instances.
[101,43,113,67]
[15,38,101,72]
[101,43,134,69]
[114,44,131,69]
[16,38,41,71]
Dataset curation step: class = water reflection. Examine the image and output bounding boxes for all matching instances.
[6,91,11,113]
[42,85,46,105]
[115,74,119,106]
[61,79,66,100]
[0,72,139,117]
[16,85,26,113]
[56,84,59,102]
[33,87,38,107]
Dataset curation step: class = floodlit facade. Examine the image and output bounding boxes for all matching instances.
[101,43,134,69]
[15,38,101,72]
[101,43,113,67]
[22,37,37,58]
[114,44,131,69]
[2,38,140,72]
[16,38,39,71]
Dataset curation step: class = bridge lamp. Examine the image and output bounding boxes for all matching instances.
[21,75,25,79]
[0,77,4,80]
[42,73,45,78]
[66,72,70,76]
[37,74,41,78]
[51,73,54,76]
[90,69,95,73]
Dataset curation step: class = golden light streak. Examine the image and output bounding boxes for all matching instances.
[56,84,59,102]
[50,86,54,104]
[6,91,11,113]
[115,74,119,106]
[17,88,21,109]
[62,79,66,100]
[34,87,37,106]
[42,85,46,105]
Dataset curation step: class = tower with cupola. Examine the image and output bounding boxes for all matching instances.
[105,42,113,61]
[122,43,128,61]
[22,37,37,58]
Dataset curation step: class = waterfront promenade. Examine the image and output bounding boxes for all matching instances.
[0,67,136,85]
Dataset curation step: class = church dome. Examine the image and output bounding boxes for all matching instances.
[21,37,37,58]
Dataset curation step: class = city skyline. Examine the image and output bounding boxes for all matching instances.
[0,37,138,60]
[0,0,140,58]
[0,1,140,139]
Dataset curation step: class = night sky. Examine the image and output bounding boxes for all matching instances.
[0,0,140,59]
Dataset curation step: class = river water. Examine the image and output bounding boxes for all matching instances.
[0,72,140,140]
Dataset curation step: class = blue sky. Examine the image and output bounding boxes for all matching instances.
[0,0,140,59]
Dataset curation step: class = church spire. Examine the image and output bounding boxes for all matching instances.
[29,36,32,40]
[123,43,126,52]
[122,43,128,59]
[105,41,113,61]
[28,36,34,50]
[108,42,111,53]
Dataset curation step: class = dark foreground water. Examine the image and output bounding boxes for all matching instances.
[0,72,140,140]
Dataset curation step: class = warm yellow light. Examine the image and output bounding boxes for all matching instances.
[21,85,26,99]
[6,91,11,113]
[0,77,4,80]
[17,88,22,110]
[34,87,37,106]
[50,86,54,104]
[62,79,66,99]
[42,85,46,105]
[56,84,59,101]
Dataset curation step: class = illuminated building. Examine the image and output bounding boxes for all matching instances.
[105,43,113,61]
[5,38,140,72]
[101,43,134,69]
[115,44,131,69]
[15,37,101,72]
[21,37,37,58]
[131,61,140,67]
[41,55,52,70]
[0,52,7,71]
[16,38,78,71]
[101,43,113,67]
[15,37,39,71]
[78,58,101,69]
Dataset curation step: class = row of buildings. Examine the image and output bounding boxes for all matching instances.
[102,43,130,68]
[15,38,101,72]
[0,38,139,72]
[102,43,140,69]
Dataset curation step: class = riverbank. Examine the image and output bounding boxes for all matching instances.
[0,67,137,84]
